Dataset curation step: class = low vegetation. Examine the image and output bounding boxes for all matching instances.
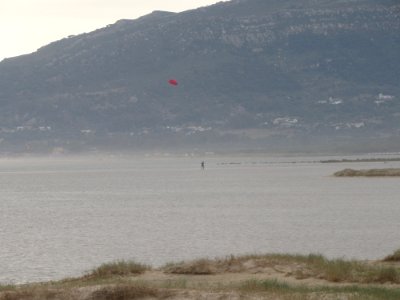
[1,251,400,299]
[334,168,400,177]
[383,249,400,262]
[163,258,216,275]
[88,284,167,300]
[240,279,400,300]
[163,253,400,284]
[83,260,150,280]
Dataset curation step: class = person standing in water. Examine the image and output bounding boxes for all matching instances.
[201,161,205,170]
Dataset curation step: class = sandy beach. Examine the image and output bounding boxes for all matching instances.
[1,251,400,299]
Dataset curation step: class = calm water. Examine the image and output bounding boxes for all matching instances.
[1,154,400,283]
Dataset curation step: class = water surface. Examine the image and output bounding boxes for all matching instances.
[1,155,399,283]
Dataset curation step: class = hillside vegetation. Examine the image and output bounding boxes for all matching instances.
[0,0,399,153]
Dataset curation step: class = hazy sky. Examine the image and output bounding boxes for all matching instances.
[0,0,222,61]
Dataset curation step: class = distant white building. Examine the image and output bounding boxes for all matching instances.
[273,117,298,128]
[378,93,394,100]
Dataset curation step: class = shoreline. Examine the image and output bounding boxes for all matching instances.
[334,168,400,177]
[1,251,400,300]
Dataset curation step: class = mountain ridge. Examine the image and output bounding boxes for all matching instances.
[0,0,399,153]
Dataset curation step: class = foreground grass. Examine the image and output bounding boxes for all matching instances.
[0,283,166,300]
[2,278,400,300]
[163,253,400,284]
[383,249,400,262]
[240,279,400,300]
[1,251,400,299]
[89,283,170,300]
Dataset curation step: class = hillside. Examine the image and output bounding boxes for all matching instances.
[0,0,399,153]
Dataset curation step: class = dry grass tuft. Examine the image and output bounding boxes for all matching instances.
[0,288,63,300]
[84,260,150,279]
[163,258,216,275]
[307,256,363,282]
[365,267,399,283]
[89,284,166,300]
[383,249,400,262]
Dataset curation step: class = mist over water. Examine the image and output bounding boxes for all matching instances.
[1,154,400,284]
